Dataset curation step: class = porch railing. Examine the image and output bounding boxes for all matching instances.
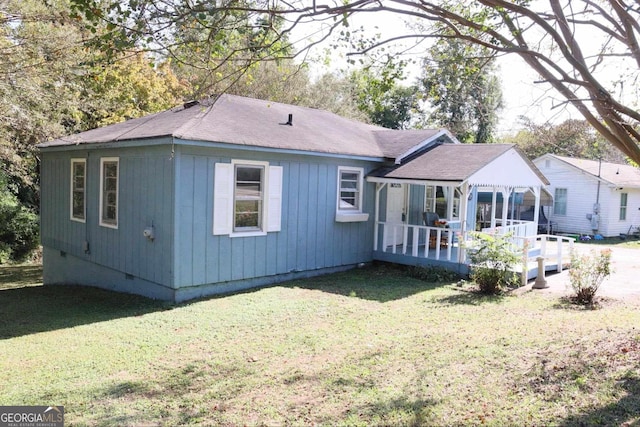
[375,221,460,262]
[481,220,537,248]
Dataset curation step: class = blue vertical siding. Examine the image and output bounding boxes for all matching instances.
[40,143,175,290]
[41,141,378,296]
[173,146,376,289]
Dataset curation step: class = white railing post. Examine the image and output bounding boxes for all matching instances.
[391,226,397,254]
[402,226,409,255]
[556,238,563,272]
[412,227,419,257]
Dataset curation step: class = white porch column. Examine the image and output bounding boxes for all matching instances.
[501,186,513,229]
[374,183,386,250]
[446,185,454,219]
[458,182,470,263]
[490,187,498,229]
[532,186,541,233]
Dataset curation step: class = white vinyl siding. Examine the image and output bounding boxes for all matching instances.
[70,158,86,222]
[100,157,119,228]
[213,160,282,236]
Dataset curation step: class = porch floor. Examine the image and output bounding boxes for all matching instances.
[374,241,571,282]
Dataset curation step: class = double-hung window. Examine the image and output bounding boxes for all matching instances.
[335,166,368,222]
[554,188,567,216]
[70,159,86,222]
[100,157,119,228]
[234,164,264,231]
[213,160,283,237]
[620,192,628,220]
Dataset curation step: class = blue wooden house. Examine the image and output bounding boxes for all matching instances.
[39,94,549,301]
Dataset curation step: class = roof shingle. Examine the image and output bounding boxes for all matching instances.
[40,94,448,160]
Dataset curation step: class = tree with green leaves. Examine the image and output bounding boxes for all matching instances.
[0,0,189,262]
[502,118,626,163]
[68,0,640,163]
[421,34,503,143]
[349,59,422,129]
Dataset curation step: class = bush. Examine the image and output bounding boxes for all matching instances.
[407,265,460,282]
[0,174,39,263]
[568,249,612,305]
[465,231,522,294]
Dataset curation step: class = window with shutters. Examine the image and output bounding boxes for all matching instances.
[213,160,283,237]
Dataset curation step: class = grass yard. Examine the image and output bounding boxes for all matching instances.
[1,263,640,426]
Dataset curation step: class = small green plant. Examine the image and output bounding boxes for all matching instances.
[568,249,612,305]
[465,231,521,294]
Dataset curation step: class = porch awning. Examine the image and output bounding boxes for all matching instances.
[367,143,549,188]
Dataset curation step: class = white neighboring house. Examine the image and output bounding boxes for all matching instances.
[534,154,640,237]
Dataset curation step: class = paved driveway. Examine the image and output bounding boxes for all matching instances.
[527,243,640,300]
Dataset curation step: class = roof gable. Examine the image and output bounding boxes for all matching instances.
[368,144,548,187]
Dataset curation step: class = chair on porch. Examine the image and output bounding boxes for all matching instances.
[423,211,440,227]
[423,211,448,248]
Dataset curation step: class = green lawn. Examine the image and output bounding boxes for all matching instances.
[1,264,639,426]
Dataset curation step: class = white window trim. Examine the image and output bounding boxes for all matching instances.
[230,159,269,237]
[553,187,567,216]
[70,158,86,223]
[620,192,628,221]
[336,166,369,222]
[99,157,119,229]
[213,160,283,237]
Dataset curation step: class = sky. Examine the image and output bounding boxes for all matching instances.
[288,8,594,135]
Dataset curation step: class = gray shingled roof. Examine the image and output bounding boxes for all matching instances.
[550,155,640,187]
[368,143,515,181]
[39,94,448,160]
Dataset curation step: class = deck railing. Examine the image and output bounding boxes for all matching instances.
[374,220,575,282]
[481,220,537,250]
[519,234,575,270]
[374,221,460,262]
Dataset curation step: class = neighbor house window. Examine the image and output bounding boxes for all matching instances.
[70,159,86,222]
[554,188,567,215]
[100,157,119,228]
[335,166,368,222]
[620,192,628,220]
[234,164,264,231]
[213,160,283,237]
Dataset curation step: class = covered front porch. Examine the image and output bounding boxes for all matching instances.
[366,143,553,277]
